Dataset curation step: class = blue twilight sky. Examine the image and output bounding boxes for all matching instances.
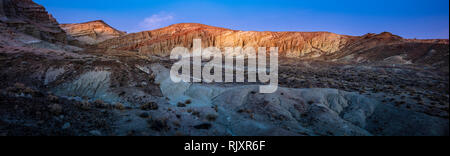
[35,0,449,39]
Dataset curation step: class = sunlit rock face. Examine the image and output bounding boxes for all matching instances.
[97,23,449,71]
[60,20,126,45]
[98,23,354,58]
[0,0,67,43]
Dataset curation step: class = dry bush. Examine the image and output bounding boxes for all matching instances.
[140,102,159,110]
[93,99,108,108]
[177,102,186,107]
[115,103,125,110]
[47,95,59,103]
[76,100,91,110]
[148,118,170,132]
[206,114,218,122]
[48,104,62,115]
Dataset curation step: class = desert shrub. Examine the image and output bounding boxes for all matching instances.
[237,109,252,114]
[22,87,35,95]
[93,100,108,108]
[115,103,125,110]
[76,100,91,110]
[14,83,25,89]
[191,111,200,117]
[140,102,158,110]
[194,123,212,130]
[177,102,186,107]
[48,104,62,115]
[206,114,218,122]
[139,112,150,118]
[47,95,59,103]
[148,118,170,132]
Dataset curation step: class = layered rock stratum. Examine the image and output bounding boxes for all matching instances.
[98,23,449,71]
[60,20,126,45]
[0,0,67,43]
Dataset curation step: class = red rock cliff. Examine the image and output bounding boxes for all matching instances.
[97,23,448,65]
[98,23,356,58]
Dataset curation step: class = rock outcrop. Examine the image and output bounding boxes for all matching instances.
[98,23,449,66]
[60,20,126,45]
[98,23,355,58]
[0,0,67,43]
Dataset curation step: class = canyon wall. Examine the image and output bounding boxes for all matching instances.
[0,0,67,43]
[98,23,356,58]
[98,23,449,66]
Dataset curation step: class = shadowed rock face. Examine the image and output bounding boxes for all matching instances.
[0,0,67,43]
[60,20,126,45]
[97,23,448,64]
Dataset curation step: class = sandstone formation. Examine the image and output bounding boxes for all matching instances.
[0,0,67,43]
[97,23,449,73]
[98,23,448,62]
[98,23,354,58]
[60,20,126,45]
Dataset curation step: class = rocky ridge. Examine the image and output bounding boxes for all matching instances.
[0,0,67,43]
[98,23,448,67]
[60,20,126,45]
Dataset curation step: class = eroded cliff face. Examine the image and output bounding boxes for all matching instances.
[98,23,356,58]
[0,0,67,43]
[60,20,126,45]
[97,23,449,68]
